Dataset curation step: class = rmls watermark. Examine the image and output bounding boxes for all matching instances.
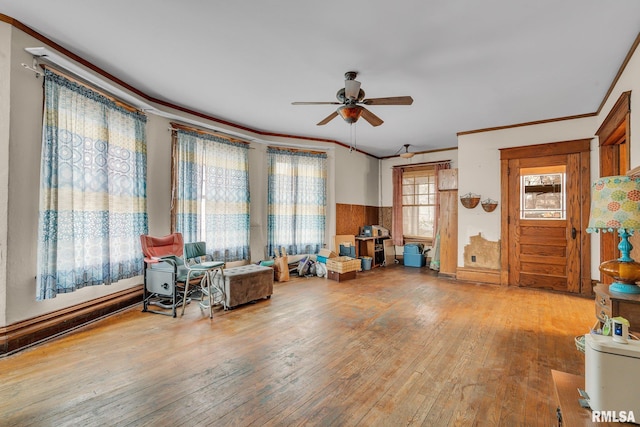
[592,410,636,423]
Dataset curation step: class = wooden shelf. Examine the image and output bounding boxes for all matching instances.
[356,236,388,268]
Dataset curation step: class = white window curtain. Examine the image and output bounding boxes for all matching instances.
[267,147,327,256]
[172,127,250,262]
[36,69,148,300]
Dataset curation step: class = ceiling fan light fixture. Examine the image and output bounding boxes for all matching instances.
[337,105,362,124]
[345,79,361,100]
[399,144,415,158]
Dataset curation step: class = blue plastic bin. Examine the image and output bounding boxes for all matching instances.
[403,253,425,267]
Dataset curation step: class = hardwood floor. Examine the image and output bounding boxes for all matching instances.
[0,265,593,426]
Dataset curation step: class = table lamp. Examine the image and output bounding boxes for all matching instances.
[587,175,640,294]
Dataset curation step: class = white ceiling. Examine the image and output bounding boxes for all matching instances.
[3,1,640,157]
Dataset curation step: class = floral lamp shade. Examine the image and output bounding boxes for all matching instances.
[587,176,640,232]
[587,175,640,294]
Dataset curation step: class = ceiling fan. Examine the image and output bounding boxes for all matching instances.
[292,71,413,127]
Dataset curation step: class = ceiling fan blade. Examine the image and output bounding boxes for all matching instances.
[360,107,384,127]
[361,96,414,106]
[317,111,339,126]
[345,79,361,100]
[292,101,341,105]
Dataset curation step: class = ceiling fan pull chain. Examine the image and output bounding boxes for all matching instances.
[349,123,357,153]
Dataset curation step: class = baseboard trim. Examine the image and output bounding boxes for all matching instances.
[0,285,143,356]
[456,267,501,285]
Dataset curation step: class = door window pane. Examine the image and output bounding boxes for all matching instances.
[520,167,566,219]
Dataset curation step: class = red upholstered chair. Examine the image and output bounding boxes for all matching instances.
[140,233,184,260]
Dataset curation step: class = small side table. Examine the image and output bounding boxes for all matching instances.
[594,283,640,333]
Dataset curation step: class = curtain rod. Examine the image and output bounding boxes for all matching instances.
[42,64,142,114]
[170,122,251,145]
[267,145,327,155]
[392,160,451,169]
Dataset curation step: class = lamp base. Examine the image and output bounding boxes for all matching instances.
[599,259,640,294]
[609,282,640,294]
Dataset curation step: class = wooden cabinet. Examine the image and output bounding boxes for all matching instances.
[594,283,640,333]
[356,236,388,268]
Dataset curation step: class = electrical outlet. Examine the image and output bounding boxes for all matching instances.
[471,255,476,262]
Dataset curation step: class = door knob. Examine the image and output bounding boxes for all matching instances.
[571,227,577,239]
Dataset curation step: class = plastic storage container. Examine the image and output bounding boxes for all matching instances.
[585,333,640,415]
[404,243,424,254]
[360,256,372,271]
[403,244,425,267]
[339,244,356,258]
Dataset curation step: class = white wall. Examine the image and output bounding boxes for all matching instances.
[456,118,598,267]
[456,38,640,277]
[335,145,380,206]
[597,39,640,167]
[0,23,371,326]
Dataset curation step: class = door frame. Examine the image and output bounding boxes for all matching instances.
[499,139,592,295]
[596,91,631,284]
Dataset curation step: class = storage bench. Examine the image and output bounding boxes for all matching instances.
[213,264,273,309]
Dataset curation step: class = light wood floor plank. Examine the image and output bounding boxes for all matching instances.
[0,266,592,426]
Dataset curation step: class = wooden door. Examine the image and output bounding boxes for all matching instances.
[500,140,591,295]
[507,156,579,291]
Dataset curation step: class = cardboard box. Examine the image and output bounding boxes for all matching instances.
[318,248,337,258]
[327,270,356,282]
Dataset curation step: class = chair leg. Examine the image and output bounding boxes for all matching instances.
[206,271,214,318]
[180,276,191,317]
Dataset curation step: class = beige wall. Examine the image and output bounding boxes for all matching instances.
[0,22,11,324]
[0,23,371,326]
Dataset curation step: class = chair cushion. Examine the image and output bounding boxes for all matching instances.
[140,233,184,258]
[184,242,207,260]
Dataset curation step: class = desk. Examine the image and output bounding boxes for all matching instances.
[355,236,388,268]
[551,370,633,426]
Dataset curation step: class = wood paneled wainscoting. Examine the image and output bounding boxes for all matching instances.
[0,267,592,426]
[336,203,381,236]
[0,285,142,356]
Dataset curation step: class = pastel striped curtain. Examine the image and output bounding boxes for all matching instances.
[36,69,148,300]
[267,148,326,256]
[173,129,250,262]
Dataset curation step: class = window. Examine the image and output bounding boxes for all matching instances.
[36,69,148,300]
[520,166,566,220]
[402,168,437,239]
[267,147,327,256]
[172,126,250,261]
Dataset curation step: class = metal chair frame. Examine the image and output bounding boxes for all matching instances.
[181,241,226,318]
